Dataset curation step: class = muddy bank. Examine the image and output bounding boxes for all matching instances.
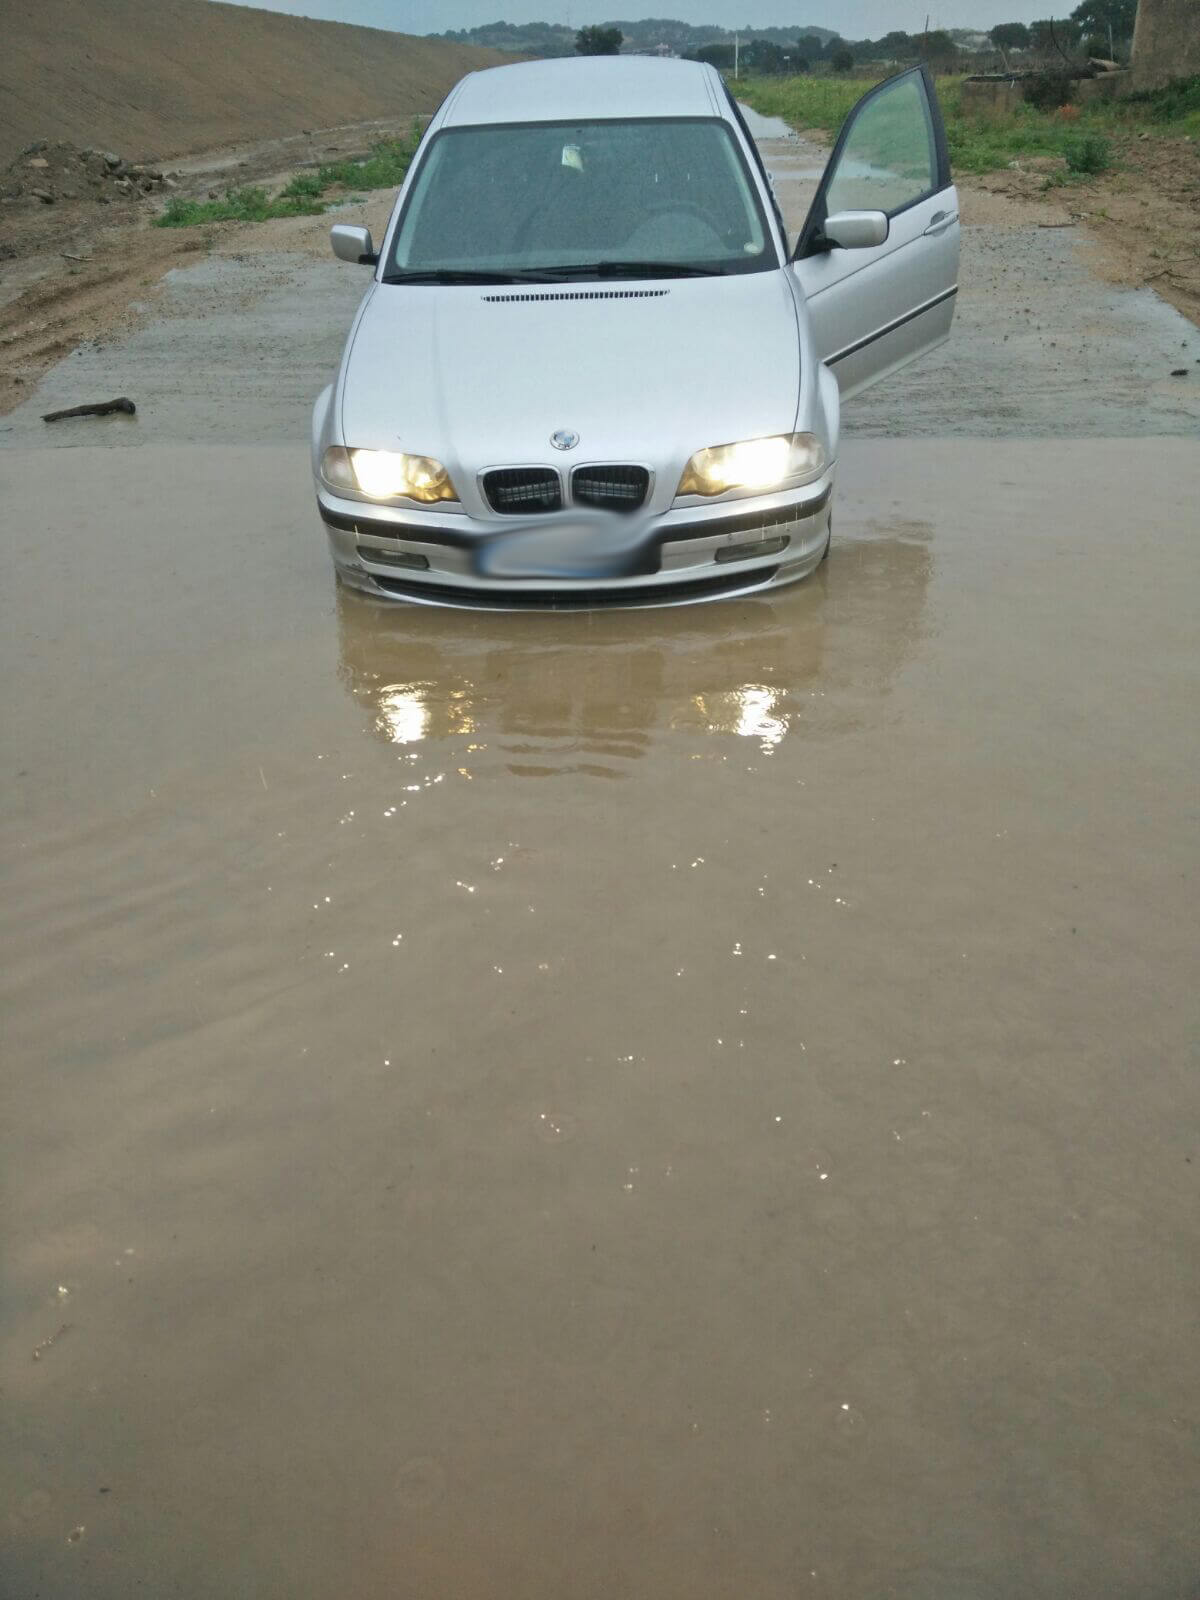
[0,118,416,409]
[3,439,1199,1598]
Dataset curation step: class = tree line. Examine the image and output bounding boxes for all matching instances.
[435,19,834,60]
[436,4,1137,71]
[689,0,1136,74]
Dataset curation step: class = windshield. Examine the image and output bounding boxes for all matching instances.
[385,117,776,282]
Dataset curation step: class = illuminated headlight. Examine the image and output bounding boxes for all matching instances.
[321,446,459,505]
[676,433,826,499]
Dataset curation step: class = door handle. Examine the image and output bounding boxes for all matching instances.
[923,211,959,237]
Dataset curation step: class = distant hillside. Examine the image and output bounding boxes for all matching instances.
[434,19,838,59]
[0,0,504,166]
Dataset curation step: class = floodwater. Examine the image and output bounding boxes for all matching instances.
[3,439,1198,1598]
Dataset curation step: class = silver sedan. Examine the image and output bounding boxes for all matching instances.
[312,55,959,608]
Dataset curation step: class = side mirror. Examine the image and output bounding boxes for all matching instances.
[331,224,377,266]
[821,210,889,250]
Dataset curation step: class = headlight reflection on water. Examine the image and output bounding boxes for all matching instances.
[733,685,788,748]
[376,685,430,746]
[692,684,788,751]
[374,684,476,747]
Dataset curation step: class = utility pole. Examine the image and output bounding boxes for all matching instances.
[734,34,740,79]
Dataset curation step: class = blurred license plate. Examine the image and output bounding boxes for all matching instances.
[474,521,652,581]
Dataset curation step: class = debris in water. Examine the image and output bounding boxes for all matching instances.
[42,397,136,422]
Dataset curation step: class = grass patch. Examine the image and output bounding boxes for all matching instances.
[315,125,422,190]
[1065,134,1111,174]
[737,72,1200,181]
[155,121,422,228]
[279,171,325,201]
[157,186,326,226]
[1113,73,1200,131]
[737,76,865,140]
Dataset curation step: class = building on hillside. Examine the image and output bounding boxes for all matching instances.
[1130,0,1200,88]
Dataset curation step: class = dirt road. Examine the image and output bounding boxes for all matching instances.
[4,115,1198,440]
[2,118,1198,1600]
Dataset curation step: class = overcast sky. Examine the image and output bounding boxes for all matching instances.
[221,1,1056,38]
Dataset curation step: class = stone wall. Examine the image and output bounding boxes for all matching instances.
[1130,0,1200,89]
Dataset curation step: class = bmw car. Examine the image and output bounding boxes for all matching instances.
[312,56,959,609]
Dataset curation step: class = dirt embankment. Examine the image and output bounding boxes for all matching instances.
[0,118,412,412]
[965,134,1200,328]
[0,0,503,168]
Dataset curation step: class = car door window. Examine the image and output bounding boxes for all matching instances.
[824,74,937,218]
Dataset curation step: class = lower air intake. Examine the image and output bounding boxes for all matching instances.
[371,569,780,610]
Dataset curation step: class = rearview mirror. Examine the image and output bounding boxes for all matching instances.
[821,210,889,250]
[331,224,377,265]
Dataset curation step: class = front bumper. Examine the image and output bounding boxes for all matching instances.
[315,478,833,610]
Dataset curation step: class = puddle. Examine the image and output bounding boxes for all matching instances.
[2,436,1198,1596]
[736,104,796,140]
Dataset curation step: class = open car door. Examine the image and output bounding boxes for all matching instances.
[792,66,960,399]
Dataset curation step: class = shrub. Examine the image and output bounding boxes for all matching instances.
[1024,69,1077,111]
[1065,133,1111,173]
[280,171,324,200]
[1119,73,1200,122]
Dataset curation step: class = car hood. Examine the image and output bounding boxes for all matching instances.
[338,271,801,493]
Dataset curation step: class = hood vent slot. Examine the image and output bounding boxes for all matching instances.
[482,289,670,304]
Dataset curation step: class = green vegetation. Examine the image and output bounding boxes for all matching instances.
[434,20,835,59]
[156,124,421,229]
[737,77,866,139]
[1120,73,1200,128]
[738,73,1200,182]
[1065,133,1111,173]
[574,24,622,55]
[156,186,323,226]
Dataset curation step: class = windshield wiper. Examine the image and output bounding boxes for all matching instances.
[540,260,732,281]
[381,262,732,286]
[380,268,566,285]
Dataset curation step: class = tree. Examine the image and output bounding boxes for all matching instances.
[1070,0,1137,43]
[575,25,622,56]
[990,22,1031,50]
[881,30,915,58]
[919,29,958,61]
[1030,18,1082,53]
[745,39,785,73]
[799,32,827,60]
[830,45,854,72]
[693,42,734,70]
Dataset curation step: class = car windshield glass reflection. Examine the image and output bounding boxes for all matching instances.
[386,118,775,281]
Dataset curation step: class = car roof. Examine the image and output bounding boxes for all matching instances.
[440,56,726,128]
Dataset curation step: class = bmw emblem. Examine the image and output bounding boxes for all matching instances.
[550,429,579,451]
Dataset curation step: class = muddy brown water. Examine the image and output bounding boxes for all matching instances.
[3,438,1198,1597]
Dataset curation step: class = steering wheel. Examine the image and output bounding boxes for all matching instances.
[635,199,743,250]
[639,200,721,226]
